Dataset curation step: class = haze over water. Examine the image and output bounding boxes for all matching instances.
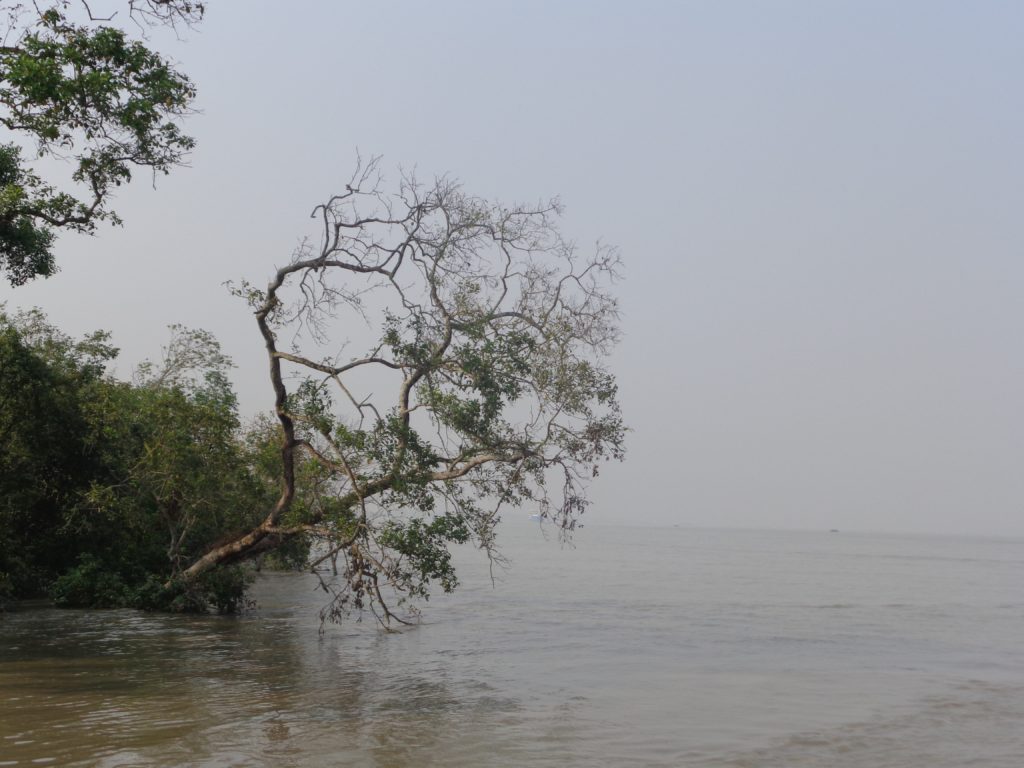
[3,524,1023,766]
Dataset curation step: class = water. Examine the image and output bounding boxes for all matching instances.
[3,525,1024,766]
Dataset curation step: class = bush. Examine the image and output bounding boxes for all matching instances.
[195,566,254,614]
[49,555,130,608]
[129,567,253,615]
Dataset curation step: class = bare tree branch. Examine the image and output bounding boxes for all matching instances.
[177,161,625,624]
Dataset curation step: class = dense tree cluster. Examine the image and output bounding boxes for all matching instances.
[0,308,290,611]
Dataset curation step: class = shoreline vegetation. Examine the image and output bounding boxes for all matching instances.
[0,5,624,625]
[0,308,302,614]
[0,169,625,623]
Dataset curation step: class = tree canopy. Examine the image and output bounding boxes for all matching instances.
[0,1,201,284]
[185,160,626,625]
[0,307,273,612]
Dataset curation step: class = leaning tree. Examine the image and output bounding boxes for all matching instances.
[180,160,625,624]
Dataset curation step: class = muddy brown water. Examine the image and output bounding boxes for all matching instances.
[3,525,1024,766]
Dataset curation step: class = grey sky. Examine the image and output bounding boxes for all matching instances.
[4,1,1023,536]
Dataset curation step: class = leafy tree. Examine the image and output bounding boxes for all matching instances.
[185,160,626,625]
[80,326,265,575]
[0,307,270,612]
[0,306,115,598]
[0,1,202,284]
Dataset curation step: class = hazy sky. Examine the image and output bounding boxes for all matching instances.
[4,1,1023,536]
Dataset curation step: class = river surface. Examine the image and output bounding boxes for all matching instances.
[2,525,1024,767]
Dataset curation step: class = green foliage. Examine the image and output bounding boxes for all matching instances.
[49,554,129,608]
[0,307,113,596]
[0,308,272,613]
[0,145,55,282]
[260,534,312,571]
[377,514,472,598]
[192,566,254,614]
[0,2,199,284]
[144,567,253,614]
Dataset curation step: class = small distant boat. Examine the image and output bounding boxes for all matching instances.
[830,529,840,533]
